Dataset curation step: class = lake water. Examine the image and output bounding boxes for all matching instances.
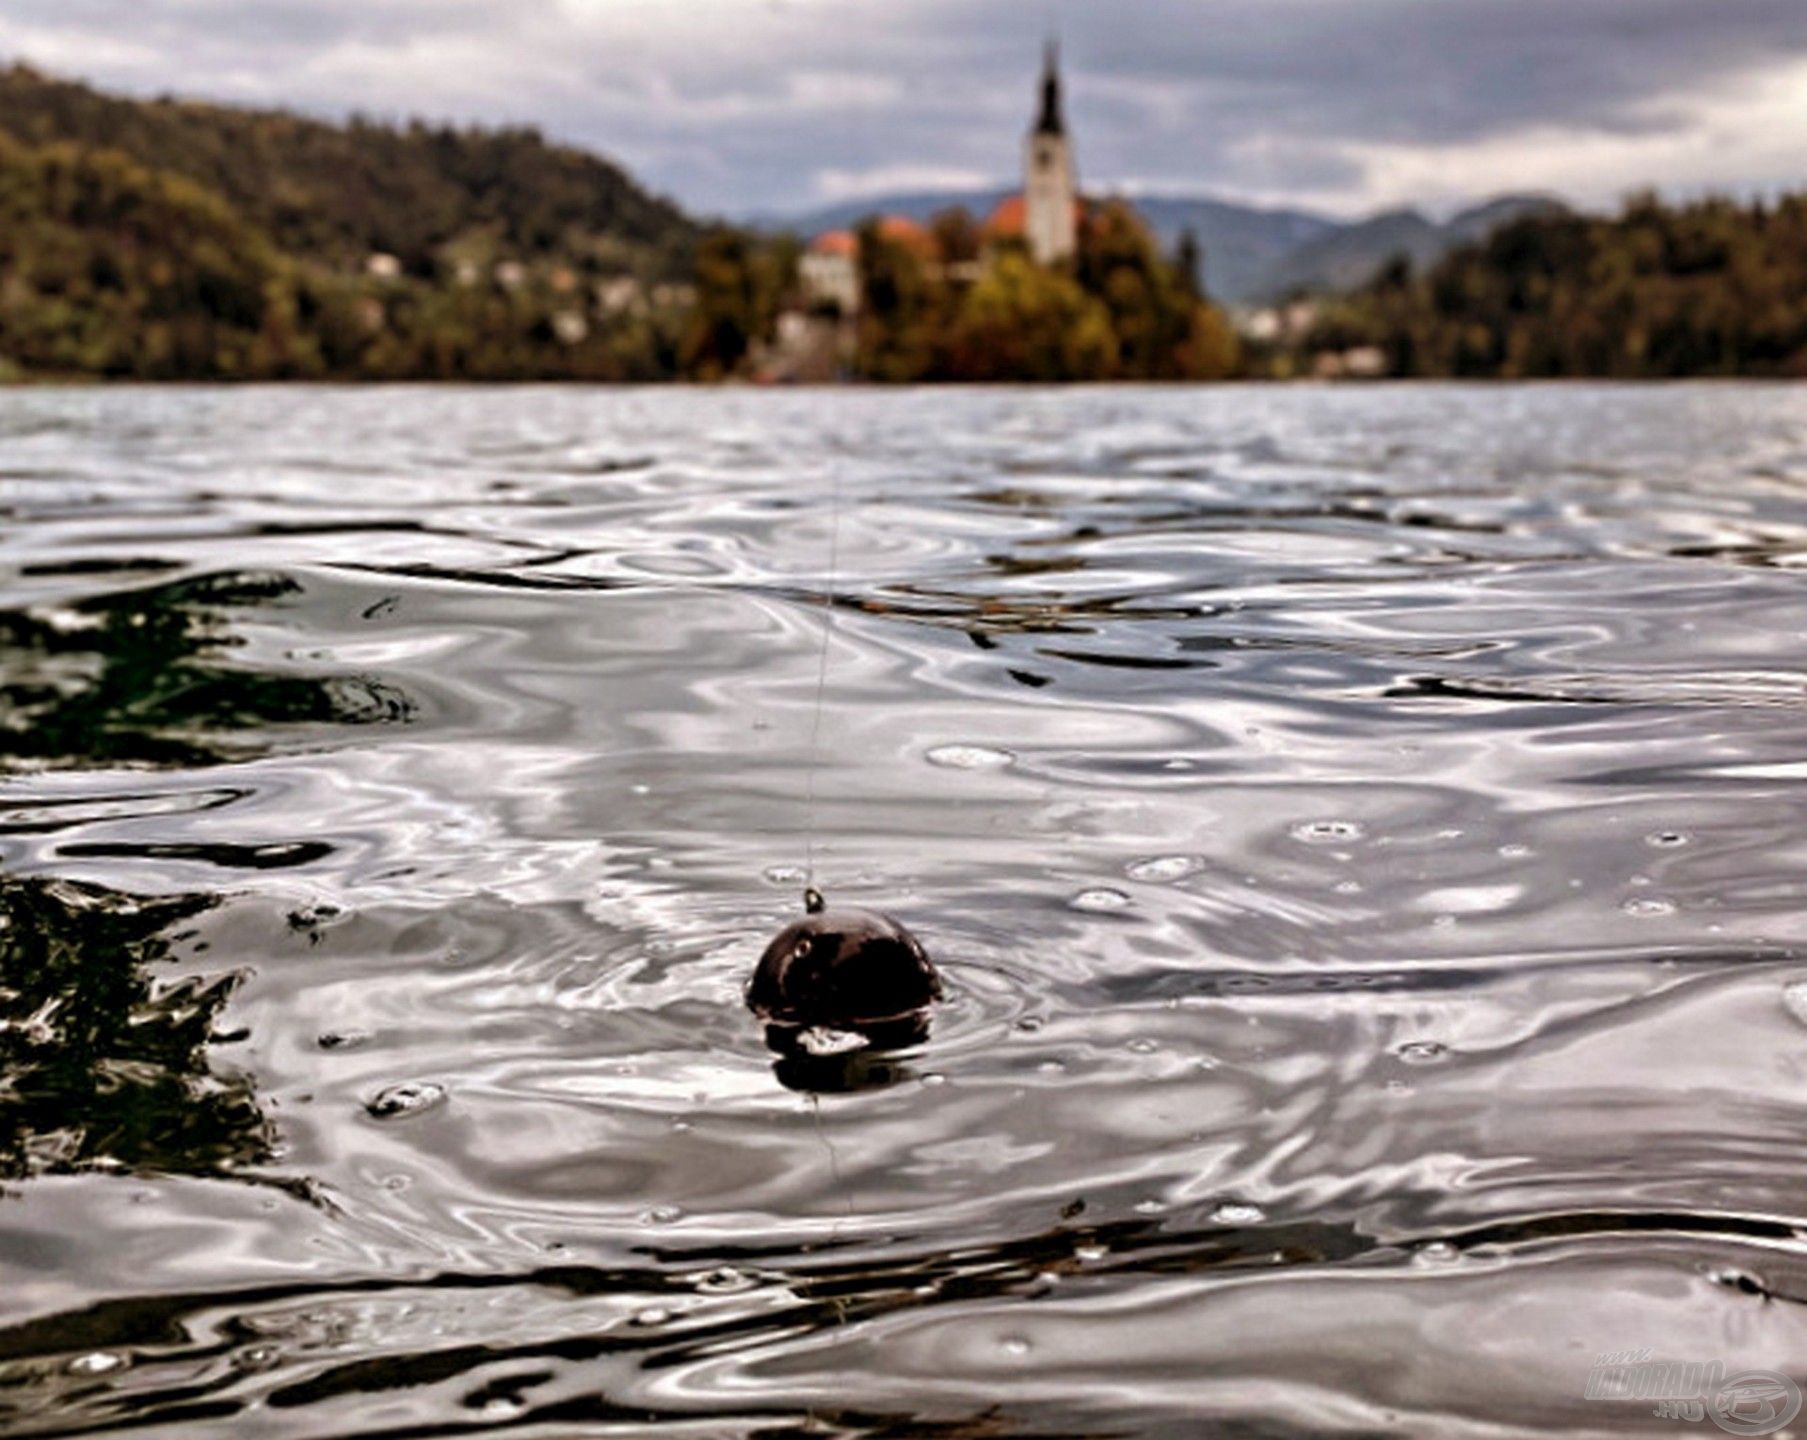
[6,383,1807,1437]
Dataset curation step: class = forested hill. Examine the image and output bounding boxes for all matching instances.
[1298,192,1807,378]
[0,64,699,277]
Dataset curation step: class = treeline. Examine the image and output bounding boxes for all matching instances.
[686,201,1239,382]
[0,65,696,278]
[0,65,707,381]
[861,202,1236,381]
[0,132,696,381]
[1299,191,1807,378]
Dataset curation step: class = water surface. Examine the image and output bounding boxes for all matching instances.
[6,383,1807,1436]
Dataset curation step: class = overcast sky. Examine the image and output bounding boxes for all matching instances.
[4,0,1807,220]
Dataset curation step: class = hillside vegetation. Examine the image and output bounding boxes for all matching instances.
[0,66,696,277]
[1300,192,1807,378]
[0,65,702,381]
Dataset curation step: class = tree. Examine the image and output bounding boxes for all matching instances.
[854,220,947,381]
[945,251,1116,381]
[1174,227,1204,300]
[680,226,784,379]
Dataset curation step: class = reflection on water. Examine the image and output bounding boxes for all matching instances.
[0,875,267,1183]
[0,570,413,770]
[8,384,1807,1435]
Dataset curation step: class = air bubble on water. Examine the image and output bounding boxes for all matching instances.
[1126,1037,1158,1054]
[1210,1202,1266,1226]
[763,864,805,886]
[480,1398,527,1421]
[1647,831,1689,848]
[1707,1266,1767,1298]
[694,1266,754,1295]
[1335,879,1363,895]
[1134,1197,1166,1214]
[1000,1334,1032,1357]
[67,1352,125,1377]
[926,744,1014,770]
[1414,1241,1461,1268]
[1125,855,1201,883]
[1622,897,1676,917]
[232,1344,281,1373]
[1036,1059,1066,1074]
[1074,1243,1108,1262]
[1396,1040,1449,1064]
[921,1072,948,1087]
[364,1081,447,1120]
[1292,820,1365,845]
[643,1205,683,1225]
[630,1306,671,1327]
[1069,887,1131,913]
[1498,843,1531,859]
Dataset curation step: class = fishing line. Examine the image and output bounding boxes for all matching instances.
[801,461,843,897]
[808,1090,855,1324]
[800,469,856,1293]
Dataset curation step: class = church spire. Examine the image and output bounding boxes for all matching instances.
[1035,37,1064,137]
[1022,37,1077,263]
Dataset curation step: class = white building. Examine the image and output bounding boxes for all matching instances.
[800,230,860,315]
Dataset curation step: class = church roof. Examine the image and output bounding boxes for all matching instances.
[810,216,937,260]
[874,214,937,258]
[983,193,1085,239]
[1035,39,1065,137]
[808,229,856,257]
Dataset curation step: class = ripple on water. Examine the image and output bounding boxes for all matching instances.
[66,1352,127,1377]
[1291,820,1366,845]
[1125,854,1201,883]
[364,1081,448,1120]
[18,386,1807,1439]
[925,744,1015,770]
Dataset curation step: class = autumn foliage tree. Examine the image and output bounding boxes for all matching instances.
[850,201,1239,382]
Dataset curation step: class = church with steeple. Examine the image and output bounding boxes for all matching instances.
[977,41,1084,265]
[1023,41,1079,264]
[797,41,1098,335]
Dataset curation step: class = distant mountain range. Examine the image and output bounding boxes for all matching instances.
[756,188,1566,304]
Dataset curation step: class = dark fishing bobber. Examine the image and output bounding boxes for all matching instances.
[748,887,941,1037]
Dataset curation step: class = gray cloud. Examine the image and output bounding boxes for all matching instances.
[1,0,1805,218]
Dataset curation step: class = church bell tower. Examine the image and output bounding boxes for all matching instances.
[1023,40,1078,265]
